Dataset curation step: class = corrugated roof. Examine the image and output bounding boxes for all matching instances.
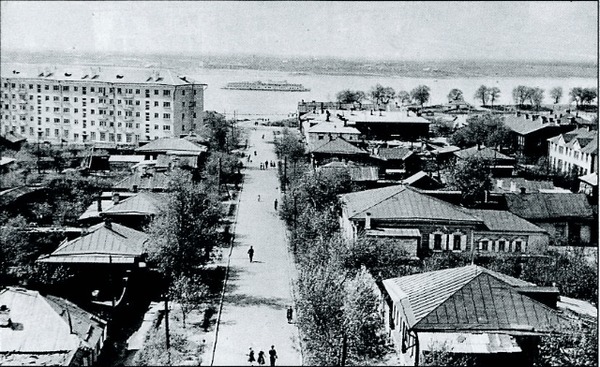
[470,209,546,233]
[0,288,80,354]
[1,63,203,86]
[377,147,414,161]
[37,222,148,264]
[505,192,594,220]
[503,115,554,135]
[136,138,207,153]
[102,192,166,216]
[414,272,570,333]
[45,296,106,349]
[454,146,514,161]
[383,265,535,326]
[311,138,368,155]
[341,185,481,223]
[113,171,171,191]
[307,121,361,135]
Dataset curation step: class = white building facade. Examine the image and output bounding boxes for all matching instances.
[548,128,598,176]
[1,64,206,146]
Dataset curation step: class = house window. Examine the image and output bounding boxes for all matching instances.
[433,234,443,250]
[479,240,489,251]
[453,235,461,250]
[498,240,506,252]
[514,241,523,252]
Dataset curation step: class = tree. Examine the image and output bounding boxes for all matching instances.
[169,274,208,328]
[512,85,533,107]
[410,85,431,108]
[570,87,584,108]
[447,88,464,102]
[474,85,489,106]
[581,87,598,106]
[336,90,366,108]
[146,170,223,281]
[449,114,512,151]
[396,91,411,105]
[536,323,598,367]
[273,127,305,163]
[200,111,240,152]
[488,87,501,107]
[449,156,493,207]
[550,87,563,104]
[369,84,396,109]
[529,87,545,111]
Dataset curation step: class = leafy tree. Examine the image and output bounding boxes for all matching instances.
[146,170,223,281]
[0,216,30,283]
[449,114,512,151]
[536,323,598,367]
[203,151,242,187]
[550,87,563,104]
[200,111,240,152]
[336,89,366,108]
[581,87,598,106]
[447,88,464,102]
[133,328,195,366]
[169,274,208,328]
[449,156,493,207]
[370,84,396,109]
[422,343,473,366]
[529,87,545,111]
[430,119,455,138]
[396,90,411,105]
[274,127,305,163]
[570,87,584,108]
[512,85,533,107]
[410,85,431,108]
[488,87,501,107]
[474,85,489,106]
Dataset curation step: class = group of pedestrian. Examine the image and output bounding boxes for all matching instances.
[259,160,276,170]
[247,345,278,366]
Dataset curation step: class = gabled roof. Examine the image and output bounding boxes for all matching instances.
[503,115,556,135]
[470,209,546,233]
[136,138,207,153]
[311,137,368,155]
[37,222,148,264]
[318,162,379,182]
[0,288,80,362]
[454,146,514,161]
[101,192,166,217]
[351,110,431,124]
[490,178,559,194]
[579,173,598,186]
[505,192,594,220]
[1,131,26,143]
[340,185,481,224]
[377,147,414,161]
[307,121,361,135]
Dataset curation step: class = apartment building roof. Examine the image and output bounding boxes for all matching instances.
[38,221,148,264]
[1,63,204,87]
[340,185,481,224]
[383,265,570,334]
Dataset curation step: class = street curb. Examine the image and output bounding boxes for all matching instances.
[210,174,245,366]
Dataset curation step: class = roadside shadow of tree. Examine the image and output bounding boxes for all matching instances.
[224,293,287,310]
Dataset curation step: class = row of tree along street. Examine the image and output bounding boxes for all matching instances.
[336,84,597,110]
[273,127,597,366]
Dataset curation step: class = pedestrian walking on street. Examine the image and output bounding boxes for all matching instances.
[265,160,269,169]
[254,150,257,156]
[287,306,293,323]
[260,163,264,170]
[274,199,278,211]
[269,345,278,366]
[257,194,261,202]
[248,347,256,365]
[248,246,254,262]
[257,351,266,365]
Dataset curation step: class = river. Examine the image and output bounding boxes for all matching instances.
[189,68,597,120]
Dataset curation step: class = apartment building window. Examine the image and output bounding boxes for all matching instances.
[30,127,34,135]
[182,90,185,96]
[117,88,122,94]
[154,113,159,118]
[145,112,150,121]
[126,111,132,117]
[164,101,171,108]
[63,97,69,102]
[109,110,114,116]
[194,90,197,96]
[90,109,95,114]
[46,117,50,122]
[74,97,78,102]
[99,121,106,127]
[53,85,59,91]
[117,134,122,142]
[53,96,60,101]
[28,84,34,89]
[109,88,114,93]
[163,90,171,96]
[136,112,141,117]
[193,112,197,118]
[498,240,506,251]
[145,101,150,110]
[63,119,70,124]
[154,90,159,95]
[117,111,122,116]
[99,87,105,94]
[64,130,69,138]
[145,126,150,133]
[135,100,140,106]
[126,134,132,143]
[135,89,140,94]
[118,122,122,128]
[182,113,185,119]
[100,132,106,141]
[163,113,170,119]
[91,132,96,140]
[154,124,159,130]
[53,107,60,112]
[89,87,95,93]
[55,129,59,137]
[126,100,133,106]
[45,85,49,90]
[574,151,580,159]
[145,90,150,98]
[74,86,78,92]
[82,87,87,95]
[20,126,26,134]
[117,99,122,104]
[109,133,115,142]
[63,108,70,113]
[154,101,159,107]
[182,102,185,107]
[45,128,50,137]
[109,122,114,127]
[63,86,69,91]
[126,122,133,128]
[163,125,171,131]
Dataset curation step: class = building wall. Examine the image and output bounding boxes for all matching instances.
[549,139,596,175]
[1,77,204,145]
[473,231,549,254]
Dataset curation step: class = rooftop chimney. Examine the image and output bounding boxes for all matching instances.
[510,181,517,192]
[112,193,120,204]
[520,187,527,194]
[365,212,372,230]
[496,179,504,188]
[132,184,138,193]
[104,219,112,230]
[97,196,102,212]
[525,114,530,120]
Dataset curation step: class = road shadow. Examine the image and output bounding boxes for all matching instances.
[224,293,287,310]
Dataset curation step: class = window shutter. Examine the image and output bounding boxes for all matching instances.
[429,234,435,249]
[442,234,448,250]
[461,235,467,251]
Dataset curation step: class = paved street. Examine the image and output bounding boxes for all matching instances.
[211,125,302,366]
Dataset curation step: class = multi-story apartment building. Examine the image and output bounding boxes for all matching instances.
[0,64,206,146]
[548,128,598,176]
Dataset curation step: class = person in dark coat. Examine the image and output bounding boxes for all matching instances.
[248,246,254,262]
[269,345,277,366]
[257,350,266,365]
[274,199,278,211]
[287,306,293,323]
[248,347,256,365]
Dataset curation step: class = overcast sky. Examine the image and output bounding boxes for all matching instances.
[1,1,597,62]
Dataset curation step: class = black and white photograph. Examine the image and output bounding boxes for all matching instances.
[0,1,598,366]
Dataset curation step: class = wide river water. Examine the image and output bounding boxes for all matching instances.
[190,68,597,120]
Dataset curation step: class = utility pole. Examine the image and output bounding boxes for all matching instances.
[164,293,171,363]
[283,156,288,192]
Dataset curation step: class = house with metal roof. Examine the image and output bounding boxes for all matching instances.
[351,110,431,141]
[504,192,596,245]
[309,137,370,167]
[453,146,516,177]
[316,161,380,188]
[37,221,148,265]
[372,146,422,179]
[503,113,575,161]
[339,185,548,257]
[0,287,107,366]
[100,192,167,230]
[402,171,444,190]
[113,169,172,192]
[381,265,572,366]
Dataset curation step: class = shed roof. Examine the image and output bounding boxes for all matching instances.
[136,138,207,153]
[318,162,379,182]
[505,192,594,220]
[340,185,481,224]
[113,171,171,191]
[377,147,414,161]
[37,222,148,264]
